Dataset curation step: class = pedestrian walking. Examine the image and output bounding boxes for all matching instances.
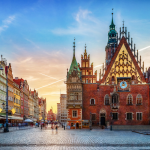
[41,123,42,130]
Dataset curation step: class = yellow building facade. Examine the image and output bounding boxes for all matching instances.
[13,81,21,118]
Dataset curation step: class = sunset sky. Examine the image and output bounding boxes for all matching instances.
[0,0,150,113]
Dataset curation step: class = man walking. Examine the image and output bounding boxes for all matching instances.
[41,123,42,130]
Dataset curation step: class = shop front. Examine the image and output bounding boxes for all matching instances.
[67,120,82,129]
[82,120,89,128]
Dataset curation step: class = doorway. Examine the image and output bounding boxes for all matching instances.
[76,123,79,128]
[100,113,105,126]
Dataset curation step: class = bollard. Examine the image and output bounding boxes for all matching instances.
[64,126,65,130]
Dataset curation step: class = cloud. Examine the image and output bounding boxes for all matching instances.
[41,91,66,96]
[25,38,40,49]
[26,76,39,81]
[51,8,103,36]
[36,78,65,90]
[0,15,16,33]
[3,15,15,24]
[21,57,32,63]
[39,73,58,80]
[75,9,92,22]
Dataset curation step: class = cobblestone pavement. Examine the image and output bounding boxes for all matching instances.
[0,126,33,133]
[1,125,150,150]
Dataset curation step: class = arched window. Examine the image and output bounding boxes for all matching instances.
[90,99,95,105]
[137,94,142,105]
[112,94,118,104]
[112,76,115,81]
[131,75,135,80]
[127,94,133,105]
[105,95,109,105]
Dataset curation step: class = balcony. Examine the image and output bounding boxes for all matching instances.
[67,100,82,108]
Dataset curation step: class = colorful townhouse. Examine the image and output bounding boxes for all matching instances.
[0,56,7,123]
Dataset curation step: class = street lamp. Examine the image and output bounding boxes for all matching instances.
[110,112,112,131]
[2,102,5,109]
[0,65,3,70]
[90,112,92,130]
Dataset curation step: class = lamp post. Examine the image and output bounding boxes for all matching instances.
[90,112,92,130]
[110,112,112,131]
[2,102,5,109]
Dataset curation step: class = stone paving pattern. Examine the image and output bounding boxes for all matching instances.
[0,125,150,149]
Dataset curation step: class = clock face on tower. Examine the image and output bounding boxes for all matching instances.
[120,81,127,89]
[117,78,131,91]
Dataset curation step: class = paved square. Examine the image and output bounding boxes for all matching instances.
[0,125,150,149]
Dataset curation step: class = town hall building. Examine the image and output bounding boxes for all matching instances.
[65,12,150,130]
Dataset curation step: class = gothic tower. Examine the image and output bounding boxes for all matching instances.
[105,11,118,67]
[65,39,83,129]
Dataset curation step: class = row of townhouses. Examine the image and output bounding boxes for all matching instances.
[0,55,47,124]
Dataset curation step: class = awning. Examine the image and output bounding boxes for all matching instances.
[29,118,37,122]
[11,116,23,120]
[24,119,33,122]
[0,115,23,120]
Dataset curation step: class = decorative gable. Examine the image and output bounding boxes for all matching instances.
[101,37,146,85]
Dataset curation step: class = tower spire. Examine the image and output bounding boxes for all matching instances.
[112,8,113,24]
[73,38,75,57]
[84,43,87,56]
[110,8,115,30]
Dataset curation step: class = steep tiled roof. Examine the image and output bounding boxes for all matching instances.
[101,36,146,83]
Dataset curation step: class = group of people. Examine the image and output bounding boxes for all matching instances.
[40,122,58,131]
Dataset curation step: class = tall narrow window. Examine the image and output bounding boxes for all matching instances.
[112,76,115,81]
[73,110,77,117]
[137,94,142,105]
[105,95,109,105]
[112,113,118,120]
[131,75,135,80]
[90,99,95,105]
[137,113,142,120]
[127,94,133,105]
[86,79,88,83]
[92,114,96,120]
[112,94,118,104]
[127,113,132,120]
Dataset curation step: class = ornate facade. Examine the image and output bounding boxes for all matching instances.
[66,13,150,129]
